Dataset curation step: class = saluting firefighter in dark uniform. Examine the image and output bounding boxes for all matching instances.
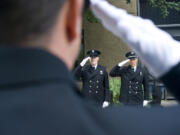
[74,50,110,108]
[110,51,149,106]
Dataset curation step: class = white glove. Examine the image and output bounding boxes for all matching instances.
[80,57,90,67]
[143,100,149,107]
[102,101,109,108]
[118,59,129,67]
[90,0,180,78]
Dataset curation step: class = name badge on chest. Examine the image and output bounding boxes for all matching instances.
[100,70,103,75]
[140,71,142,76]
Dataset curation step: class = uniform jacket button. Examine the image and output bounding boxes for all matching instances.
[96,91,98,93]
[89,80,92,83]
[129,85,131,88]
[129,91,131,94]
[89,90,92,93]
[89,86,92,88]
[96,86,99,88]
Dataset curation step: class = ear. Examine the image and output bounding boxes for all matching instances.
[97,57,100,61]
[66,0,83,41]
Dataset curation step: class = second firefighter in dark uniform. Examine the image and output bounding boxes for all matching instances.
[110,51,149,106]
[146,68,165,106]
[74,50,110,107]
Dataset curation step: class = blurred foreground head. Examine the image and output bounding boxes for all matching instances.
[0,0,84,69]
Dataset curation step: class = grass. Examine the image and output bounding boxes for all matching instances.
[109,78,121,104]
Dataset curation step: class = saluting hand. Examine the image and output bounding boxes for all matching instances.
[118,59,129,67]
[80,57,90,67]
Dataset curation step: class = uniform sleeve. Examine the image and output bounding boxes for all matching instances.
[143,68,149,100]
[104,69,110,101]
[90,0,180,78]
[109,65,124,77]
[73,65,83,81]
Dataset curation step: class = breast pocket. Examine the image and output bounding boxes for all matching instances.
[136,71,144,82]
[98,70,105,79]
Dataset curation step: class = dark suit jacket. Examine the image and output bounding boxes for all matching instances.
[110,65,149,105]
[74,65,109,104]
[0,47,180,135]
[161,63,180,101]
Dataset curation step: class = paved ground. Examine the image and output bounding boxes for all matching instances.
[161,100,179,107]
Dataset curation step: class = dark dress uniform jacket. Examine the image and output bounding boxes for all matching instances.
[74,65,109,105]
[110,65,149,105]
[0,47,180,135]
[147,70,164,104]
[161,62,180,101]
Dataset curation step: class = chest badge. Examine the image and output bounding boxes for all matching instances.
[140,72,142,76]
[100,70,103,75]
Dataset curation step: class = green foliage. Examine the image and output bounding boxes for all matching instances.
[109,78,121,104]
[84,0,180,23]
[127,0,180,18]
[126,0,131,4]
[83,8,98,23]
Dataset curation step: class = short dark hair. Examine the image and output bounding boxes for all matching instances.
[0,0,65,44]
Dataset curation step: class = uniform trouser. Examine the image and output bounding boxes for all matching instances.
[149,85,163,105]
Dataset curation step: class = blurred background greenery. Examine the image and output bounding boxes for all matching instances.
[109,78,121,104]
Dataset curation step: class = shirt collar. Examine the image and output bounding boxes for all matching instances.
[131,66,137,72]
[0,47,75,87]
[92,64,98,70]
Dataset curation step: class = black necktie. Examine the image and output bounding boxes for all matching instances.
[91,66,95,72]
[131,67,134,72]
